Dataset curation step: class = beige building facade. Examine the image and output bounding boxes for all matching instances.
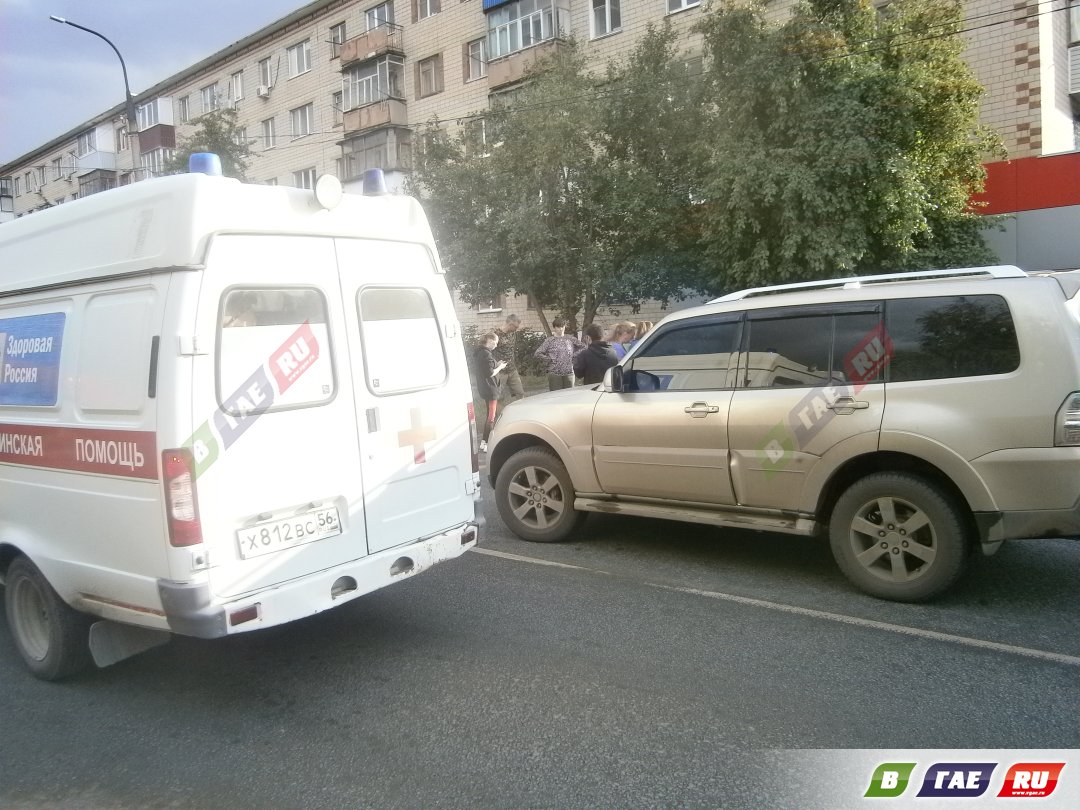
[1,0,1077,324]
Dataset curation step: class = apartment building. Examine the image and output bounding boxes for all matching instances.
[0,1,1077,306]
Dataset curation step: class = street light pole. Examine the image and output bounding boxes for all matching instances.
[49,15,141,178]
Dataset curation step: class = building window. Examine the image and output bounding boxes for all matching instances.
[332,91,344,125]
[115,126,130,153]
[141,147,175,177]
[178,95,190,123]
[465,38,487,81]
[1071,0,1080,44]
[77,129,97,156]
[288,40,312,77]
[414,0,440,21]
[330,22,347,58]
[24,172,34,193]
[477,295,506,313]
[335,156,346,178]
[232,126,248,147]
[464,118,488,157]
[591,0,621,37]
[231,70,244,102]
[136,101,159,131]
[666,0,699,12]
[51,157,63,180]
[343,55,404,109]
[417,54,443,98]
[294,168,317,189]
[265,178,278,186]
[487,0,569,59]
[13,177,21,197]
[261,117,277,148]
[259,56,273,87]
[290,103,314,138]
[201,83,220,113]
[366,1,395,29]
[35,166,46,187]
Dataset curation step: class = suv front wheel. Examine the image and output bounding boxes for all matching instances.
[495,447,587,542]
[829,473,969,602]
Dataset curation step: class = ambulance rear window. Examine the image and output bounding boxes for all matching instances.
[218,287,335,413]
[358,286,447,395]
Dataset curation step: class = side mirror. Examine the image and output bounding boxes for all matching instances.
[603,364,623,393]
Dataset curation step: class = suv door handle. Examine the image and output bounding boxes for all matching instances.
[827,396,870,414]
[684,401,720,418]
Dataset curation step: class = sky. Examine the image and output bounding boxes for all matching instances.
[0,0,310,166]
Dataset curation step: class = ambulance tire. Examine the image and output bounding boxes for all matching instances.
[5,555,93,681]
[495,447,587,542]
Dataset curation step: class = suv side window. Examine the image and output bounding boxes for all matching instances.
[886,295,1020,382]
[742,305,885,388]
[628,317,740,391]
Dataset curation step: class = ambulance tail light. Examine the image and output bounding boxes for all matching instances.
[1055,392,1080,446]
[162,449,203,547]
[467,403,479,473]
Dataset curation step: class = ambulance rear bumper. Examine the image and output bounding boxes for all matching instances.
[158,519,480,638]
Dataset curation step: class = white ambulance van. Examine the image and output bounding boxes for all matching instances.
[0,156,481,680]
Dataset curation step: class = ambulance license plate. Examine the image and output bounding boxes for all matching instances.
[237,507,341,559]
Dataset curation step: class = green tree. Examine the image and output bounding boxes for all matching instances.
[693,0,1003,291]
[164,108,255,179]
[410,27,703,329]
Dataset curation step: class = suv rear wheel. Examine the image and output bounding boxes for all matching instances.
[829,473,969,602]
[495,447,587,542]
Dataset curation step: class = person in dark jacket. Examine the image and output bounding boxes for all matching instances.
[573,323,618,385]
[472,332,506,451]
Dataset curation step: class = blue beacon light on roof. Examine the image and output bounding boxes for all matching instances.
[188,153,223,176]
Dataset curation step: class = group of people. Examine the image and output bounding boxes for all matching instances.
[471,314,654,450]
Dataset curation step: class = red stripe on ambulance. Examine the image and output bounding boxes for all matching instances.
[0,423,157,480]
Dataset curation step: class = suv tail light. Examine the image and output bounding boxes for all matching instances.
[1055,392,1080,446]
[162,449,203,547]
[467,403,479,473]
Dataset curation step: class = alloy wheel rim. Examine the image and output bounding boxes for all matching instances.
[847,495,938,583]
[506,465,566,530]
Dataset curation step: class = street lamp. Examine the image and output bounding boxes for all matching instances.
[49,15,140,174]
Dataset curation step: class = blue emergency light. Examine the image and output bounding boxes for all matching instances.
[362,168,387,196]
[189,153,223,176]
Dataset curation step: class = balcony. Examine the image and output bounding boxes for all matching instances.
[78,169,117,197]
[137,124,176,152]
[75,150,117,174]
[343,98,408,136]
[487,40,565,90]
[340,24,404,67]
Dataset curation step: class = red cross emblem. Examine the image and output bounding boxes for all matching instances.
[397,408,437,464]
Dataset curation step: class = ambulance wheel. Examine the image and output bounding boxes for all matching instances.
[495,447,587,542]
[4,556,93,681]
[829,473,969,602]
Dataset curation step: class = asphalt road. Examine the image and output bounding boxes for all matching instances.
[1,476,1077,809]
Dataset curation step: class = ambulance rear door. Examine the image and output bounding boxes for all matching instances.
[191,234,369,599]
[334,238,475,555]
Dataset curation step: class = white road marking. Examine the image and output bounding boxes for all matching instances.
[470,547,1080,667]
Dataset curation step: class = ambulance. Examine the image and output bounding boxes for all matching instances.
[0,155,481,680]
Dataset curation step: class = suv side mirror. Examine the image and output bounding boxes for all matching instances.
[603,365,623,392]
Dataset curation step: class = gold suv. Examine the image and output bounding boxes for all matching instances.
[488,266,1080,601]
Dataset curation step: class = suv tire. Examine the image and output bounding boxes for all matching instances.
[5,555,93,681]
[495,447,587,542]
[829,473,969,602]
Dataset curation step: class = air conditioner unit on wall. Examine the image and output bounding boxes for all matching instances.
[257,85,271,98]
[1070,45,1080,95]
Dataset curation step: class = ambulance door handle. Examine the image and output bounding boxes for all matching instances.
[366,407,380,433]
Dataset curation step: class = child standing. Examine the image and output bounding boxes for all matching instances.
[472,332,506,452]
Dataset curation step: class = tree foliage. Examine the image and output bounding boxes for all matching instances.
[694,0,1002,290]
[164,108,255,179]
[409,27,702,329]
[411,0,1001,317]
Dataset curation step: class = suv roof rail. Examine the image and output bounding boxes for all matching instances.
[710,265,1027,303]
